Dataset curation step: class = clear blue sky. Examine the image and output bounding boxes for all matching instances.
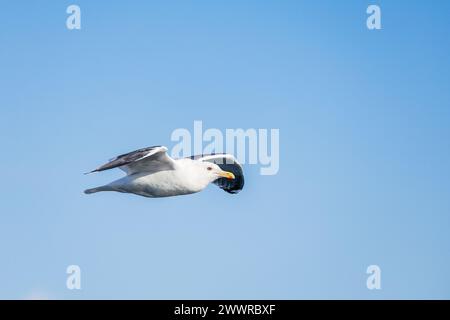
[0,0,449,299]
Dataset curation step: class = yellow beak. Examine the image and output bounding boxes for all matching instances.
[218,171,235,180]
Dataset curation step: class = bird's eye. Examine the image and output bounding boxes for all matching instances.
[207,167,212,171]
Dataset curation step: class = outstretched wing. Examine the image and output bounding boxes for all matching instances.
[190,153,244,194]
[87,146,176,175]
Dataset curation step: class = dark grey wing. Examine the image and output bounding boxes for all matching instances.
[87,146,175,175]
[190,154,244,194]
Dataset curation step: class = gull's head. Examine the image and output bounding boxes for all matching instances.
[200,162,235,182]
[185,160,236,191]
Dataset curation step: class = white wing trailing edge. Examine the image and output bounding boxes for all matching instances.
[86,146,176,175]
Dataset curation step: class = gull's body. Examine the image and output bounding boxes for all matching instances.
[84,146,244,198]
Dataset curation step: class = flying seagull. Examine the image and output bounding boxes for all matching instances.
[84,146,244,198]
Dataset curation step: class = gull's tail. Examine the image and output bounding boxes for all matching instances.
[84,185,111,194]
